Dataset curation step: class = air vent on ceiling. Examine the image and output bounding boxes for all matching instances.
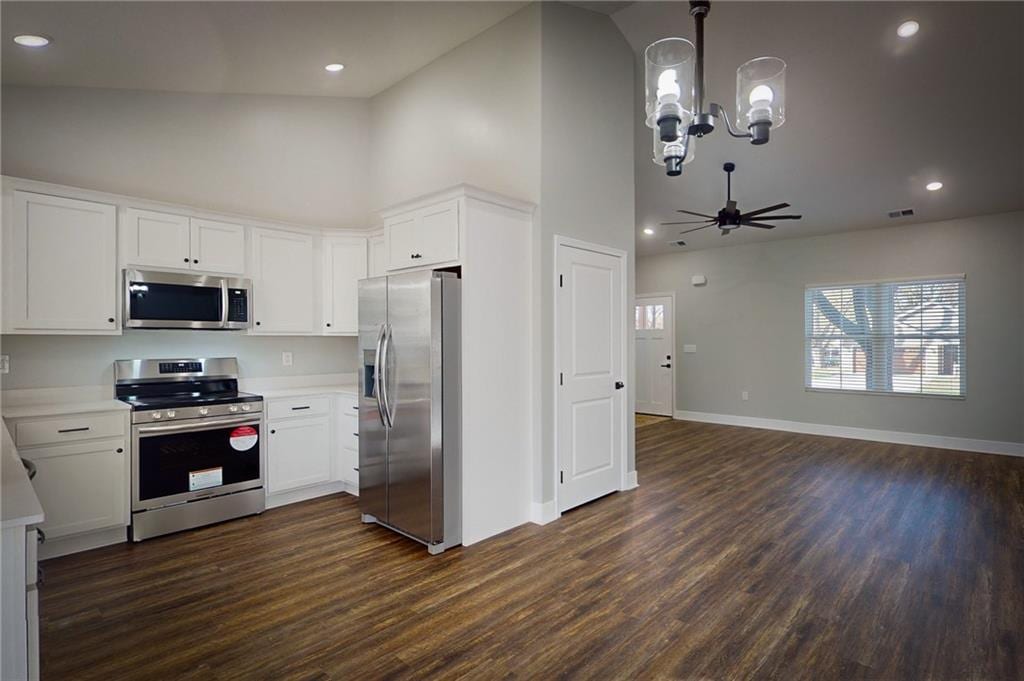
[887,208,915,219]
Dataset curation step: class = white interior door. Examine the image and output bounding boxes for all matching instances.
[635,295,674,416]
[556,241,624,513]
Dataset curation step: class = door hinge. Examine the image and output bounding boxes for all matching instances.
[559,274,563,288]
[559,372,563,386]
[560,470,564,484]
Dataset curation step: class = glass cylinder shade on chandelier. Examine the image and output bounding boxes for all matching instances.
[652,127,695,177]
[644,38,696,147]
[736,57,787,145]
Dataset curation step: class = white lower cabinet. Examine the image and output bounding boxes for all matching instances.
[334,395,360,489]
[26,439,129,539]
[267,415,332,494]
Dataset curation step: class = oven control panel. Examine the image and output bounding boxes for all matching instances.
[159,361,202,374]
[131,400,263,424]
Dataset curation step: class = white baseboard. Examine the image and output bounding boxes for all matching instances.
[530,500,559,525]
[266,481,350,509]
[674,410,1024,458]
[622,470,639,490]
[39,526,127,560]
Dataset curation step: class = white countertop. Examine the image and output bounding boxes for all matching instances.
[2,399,130,421]
[1,421,44,528]
[258,383,359,400]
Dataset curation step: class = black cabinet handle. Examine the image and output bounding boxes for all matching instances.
[614,381,625,390]
[270,429,276,434]
[411,253,423,259]
[326,323,332,328]
[58,427,90,433]
[660,363,672,368]
[183,258,190,263]
[108,317,115,323]
[256,321,261,326]
[116,448,124,453]
[291,406,310,411]
[193,259,199,264]
[353,432,359,437]
[352,406,359,411]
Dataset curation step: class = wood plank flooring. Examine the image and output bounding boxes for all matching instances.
[40,421,1024,680]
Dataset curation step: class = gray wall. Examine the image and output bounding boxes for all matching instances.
[537,3,636,503]
[2,86,372,230]
[637,211,1024,444]
[0,333,358,390]
[369,4,541,211]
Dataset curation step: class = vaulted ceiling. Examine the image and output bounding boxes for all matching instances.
[612,1,1024,254]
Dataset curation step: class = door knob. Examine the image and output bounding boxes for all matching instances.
[614,381,625,390]
[660,363,672,368]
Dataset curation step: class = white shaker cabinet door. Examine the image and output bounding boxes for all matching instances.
[250,229,315,334]
[190,218,246,275]
[367,234,386,278]
[7,191,119,332]
[417,199,460,266]
[385,213,418,271]
[322,237,367,335]
[122,208,192,270]
[267,417,332,493]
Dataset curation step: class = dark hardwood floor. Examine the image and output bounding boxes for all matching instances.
[40,421,1024,680]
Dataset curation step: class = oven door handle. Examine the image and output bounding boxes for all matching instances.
[137,416,262,436]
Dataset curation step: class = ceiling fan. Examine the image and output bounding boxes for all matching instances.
[662,162,801,245]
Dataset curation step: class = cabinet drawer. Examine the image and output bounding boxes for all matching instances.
[15,413,125,448]
[267,396,330,420]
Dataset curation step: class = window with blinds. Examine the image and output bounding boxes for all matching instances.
[804,277,965,397]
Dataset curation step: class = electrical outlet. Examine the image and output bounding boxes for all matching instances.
[282,352,293,367]
[0,355,8,375]
[741,391,749,401]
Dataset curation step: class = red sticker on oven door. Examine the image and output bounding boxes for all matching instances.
[229,426,258,451]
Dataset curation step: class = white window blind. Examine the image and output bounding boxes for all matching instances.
[804,277,965,397]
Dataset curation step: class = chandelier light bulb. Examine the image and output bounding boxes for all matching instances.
[657,69,681,102]
[748,84,774,107]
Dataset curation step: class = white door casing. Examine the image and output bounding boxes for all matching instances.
[556,239,626,513]
[635,294,675,416]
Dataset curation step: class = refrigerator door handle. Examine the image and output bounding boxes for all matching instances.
[373,323,389,428]
[383,323,398,427]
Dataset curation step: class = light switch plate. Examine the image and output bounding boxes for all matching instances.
[0,355,8,374]
[282,352,293,367]
[742,391,749,401]
[683,344,697,353]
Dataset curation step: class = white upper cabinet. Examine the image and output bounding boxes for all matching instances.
[122,208,191,270]
[122,209,245,274]
[322,237,367,335]
[250,229,315,334]
[384,199,460,271]
[368,234,386,278]
[190,218,245,275]
[5,191,118,333]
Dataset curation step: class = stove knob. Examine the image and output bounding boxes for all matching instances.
[198,407,210,416]
[241,404,251,412]
[166,410,176,419]
[229,405,239,413]
[151,412,162,420]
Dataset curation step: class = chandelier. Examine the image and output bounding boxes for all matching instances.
[645,0,787,176]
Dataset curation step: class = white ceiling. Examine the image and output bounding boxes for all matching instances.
[612,2,1024,255]
[1,1,526,98]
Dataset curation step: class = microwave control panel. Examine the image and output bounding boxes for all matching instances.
[227,289,249,323]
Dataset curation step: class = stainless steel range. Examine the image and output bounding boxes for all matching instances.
[114,357,265,541]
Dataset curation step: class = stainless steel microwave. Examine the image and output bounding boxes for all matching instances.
[124,269,251,330]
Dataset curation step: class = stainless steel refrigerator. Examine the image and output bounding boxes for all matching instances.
[358,270,461,554]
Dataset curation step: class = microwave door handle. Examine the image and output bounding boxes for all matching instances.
[220,279,229,328]
[373,324,388,428]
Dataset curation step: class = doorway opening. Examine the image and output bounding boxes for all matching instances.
[635,293,675,418]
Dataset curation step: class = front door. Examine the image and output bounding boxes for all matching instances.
[635,295,674,416]
[556,242,625,513]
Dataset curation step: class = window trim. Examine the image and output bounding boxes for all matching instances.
[803,275,967,400]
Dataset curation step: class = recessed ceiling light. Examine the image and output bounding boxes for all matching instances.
[897,21,919,38]
[325,63,345,73]
[926,181,943,191]
[13,34,50,48]
[643,227,655,235]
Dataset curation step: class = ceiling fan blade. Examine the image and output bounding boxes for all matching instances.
[675,209,717,219]
[679,223,716,235]
[667,240,686,246]
[660,219,712,225]
[752,214,802,220]
[742,203,790,219]
[740,220,776,229]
